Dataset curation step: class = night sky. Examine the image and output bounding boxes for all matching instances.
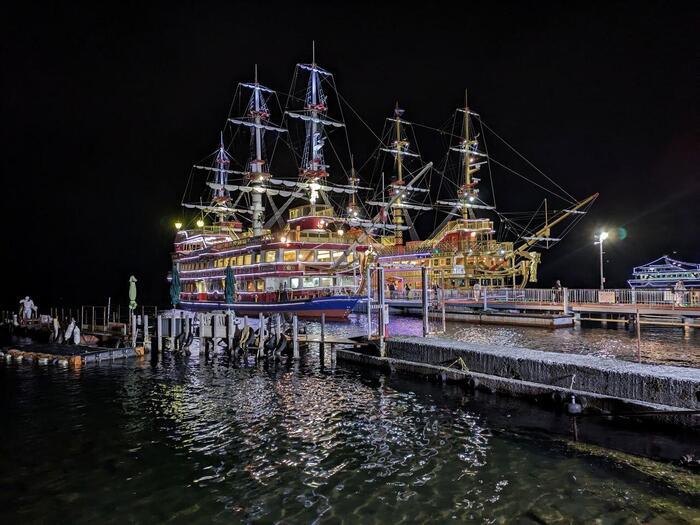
[2,2,698,309]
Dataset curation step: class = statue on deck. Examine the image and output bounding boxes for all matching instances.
[64,318,76,344]
[19,296,37,320]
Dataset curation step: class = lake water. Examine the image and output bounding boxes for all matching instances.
[2,319,699,524]
[315,314,700,368]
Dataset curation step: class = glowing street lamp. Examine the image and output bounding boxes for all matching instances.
[594,231,609,290]
[196,219,205,228]
[174,221,183,230]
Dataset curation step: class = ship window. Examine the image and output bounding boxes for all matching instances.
[320,277,333,287]
[283,250,297,262]
[246,281,255,292]
[264,250,276,262]
[332,251,344,261]
[432,258,440,266]
[255,253,261,263]
[303,277,320,288]
[347,253,354,263]
[256,280,264,291]
[456,257,464,265]
[317,250,331,262]
[298,249,314,262]
[244,254,252,265]
[290,277,301,289]
[236,255,244,266]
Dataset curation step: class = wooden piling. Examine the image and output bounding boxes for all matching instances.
[170,314,176,350]
[257,313,265,358]
[292,315,299,359]
[227,313,234,352]
[143,314,149,350]
[156,314,162,351]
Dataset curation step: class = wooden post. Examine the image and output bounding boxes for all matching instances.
[321,312,326,346]
[170,314,176,350]
[193,313,201,353]
[275,314,281,344]
[227,313,234,352]
[635,308,642,363]
[292,315,299,359]
[366,264,372,340]
[258,313,265,358]
[143,314,149,350]
[421,266,429,337]
[156,314,162,351]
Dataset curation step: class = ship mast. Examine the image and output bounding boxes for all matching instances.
[213,131,230,222]
[228,67,287,236]
[392,104,405,244]
[284,43,347,216]
[462,90,471,221]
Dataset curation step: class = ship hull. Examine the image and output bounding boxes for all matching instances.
[179,295,359,320]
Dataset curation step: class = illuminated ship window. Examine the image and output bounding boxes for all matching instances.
[332,251,344,261]
[264,250,276,263]
[290,277,301,289]
[283,250,297,262]
[321,277,333,287]
[236,255,244,266]
[317,250,331,262]
[298,249,314,262]
[256,280,264,291]
[244,254,252,265]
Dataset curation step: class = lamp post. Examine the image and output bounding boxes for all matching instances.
[594,231,609,290]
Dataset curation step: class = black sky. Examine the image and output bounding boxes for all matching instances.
[2,1,698,309]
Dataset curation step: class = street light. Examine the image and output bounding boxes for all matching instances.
[174,221,182,230]
[594,231,609,290]
[196,219,204,228]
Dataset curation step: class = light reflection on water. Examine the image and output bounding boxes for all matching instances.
[1,346,698,524]
[311,313,700,367]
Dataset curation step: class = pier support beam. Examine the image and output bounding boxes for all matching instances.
[292,315,299,359]
[156,315,163,352]
[421,266,429,337]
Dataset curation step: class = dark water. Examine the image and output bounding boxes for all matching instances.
[319,314,700,368]
[2,344,699,524]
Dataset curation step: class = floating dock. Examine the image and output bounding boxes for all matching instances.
[1,344,145,367]
[337,336,700,427]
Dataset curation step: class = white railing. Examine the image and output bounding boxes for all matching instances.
[386,287,699,308]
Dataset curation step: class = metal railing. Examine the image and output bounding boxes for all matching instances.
[385,287,700,308]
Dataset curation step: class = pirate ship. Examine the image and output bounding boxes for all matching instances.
[368,92,597,293]
[171,53,596,316]
[173,52,368,318]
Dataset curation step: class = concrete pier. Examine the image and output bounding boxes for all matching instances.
[337,336,700,426]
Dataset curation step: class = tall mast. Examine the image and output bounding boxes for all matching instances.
[250,65,265,236]
[228,67,287,236]
[392,104,405,244]
[214,131,230,223]
[285,44,345,215]
[462,90,471,221]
